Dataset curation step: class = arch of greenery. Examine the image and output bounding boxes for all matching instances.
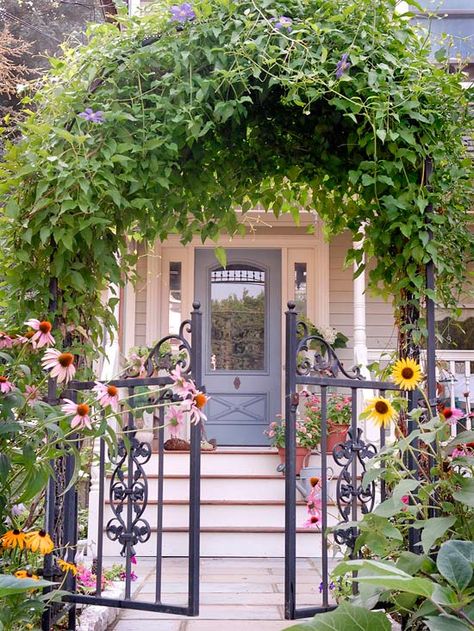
[0,0,472,354]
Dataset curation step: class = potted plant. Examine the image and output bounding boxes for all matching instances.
[302,392,351,453]
[264,414,321,475]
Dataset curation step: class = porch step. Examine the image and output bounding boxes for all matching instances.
[100,527,326,557]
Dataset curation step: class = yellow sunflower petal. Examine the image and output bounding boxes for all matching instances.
[363,396,398,428]
[391,358,423,391]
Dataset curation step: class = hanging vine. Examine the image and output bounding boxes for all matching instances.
[0,0,472,352]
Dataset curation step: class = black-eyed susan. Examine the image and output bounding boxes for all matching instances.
[363,397,397,428]
[26,530,54,555]
[57,558,77,575]
[391,358,423,391]
[15,569,39,580]
[1,529,27,550]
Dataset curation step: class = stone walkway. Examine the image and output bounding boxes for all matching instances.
[108,557,333,631]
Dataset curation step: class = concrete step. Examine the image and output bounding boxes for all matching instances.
[102,500,344,529]
[100,527,329,557]
[145,449,340,476]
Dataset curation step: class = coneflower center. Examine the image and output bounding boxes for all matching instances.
[401,367,414,379]
[310,477,320,487]
[77,404,90,417]
[39,321,52,334]
[58,353,74,367]
[443,408,453,419]
[0,376,8,383]
[107,385,118,397]
[194,393,207,409]
[310,515,319,523]
[375,401,389,414]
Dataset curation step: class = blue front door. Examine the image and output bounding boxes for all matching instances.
[194,249,282,446]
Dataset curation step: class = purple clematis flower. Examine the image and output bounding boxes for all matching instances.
[318,581,335,593]
[78,108,105,124]
[335,53,351,79]
[170,3,195,23]
[274,16,292,31]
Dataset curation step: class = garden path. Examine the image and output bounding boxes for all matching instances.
[107,557,333,631]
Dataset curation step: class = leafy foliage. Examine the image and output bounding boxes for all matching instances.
[0,0,472,348]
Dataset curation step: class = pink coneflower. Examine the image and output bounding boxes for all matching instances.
[0,332,13,349]
[164,405,186,437]
[303,513,321,529]
[61,399,92,430]
[441,407,464,425]
[169,365,196,398]
[0,376,14,394]
[187,390,209,424]
[24,319,55,348]
[41,349,76,383]
[401,495,409,505]
[25,384,41,406]
[93,382,119,412]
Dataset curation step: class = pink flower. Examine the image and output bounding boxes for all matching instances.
[0,376,14,394]
[170,365,196,398]
[401,495,410,505]
[131,555,137,565]
[267,430,275,438]
[0,332,13,349]
[303,512,321,529]
[93,382,119,411]
[61,399,92,430]
[185,391,209,424]
[164,405,185,437]
[25,384,41,406]
[24,319,55,348]
[41,349,76,383]
[452,446,470,458]
[442,407,464,425]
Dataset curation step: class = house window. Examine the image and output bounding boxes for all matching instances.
[294,263,307,316]
[210,264,265,371]
[413,1,474,61]
[168,262,182,334]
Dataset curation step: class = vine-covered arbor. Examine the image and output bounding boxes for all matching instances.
[0,0,472,350]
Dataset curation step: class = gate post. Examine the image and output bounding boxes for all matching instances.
[188,301,202,615]
[284,302,298,620]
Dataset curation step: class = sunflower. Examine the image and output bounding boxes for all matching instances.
[57,558,77,575]
[15,570,39,580]
[1,529,27,550]
[391,358,423,391]
[364,397,398,428]
[25,530,54,555]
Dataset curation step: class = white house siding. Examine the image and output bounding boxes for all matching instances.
[134,244,148,347]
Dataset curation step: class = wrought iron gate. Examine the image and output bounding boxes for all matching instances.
[42,303,202,630]
[284,302,409,620]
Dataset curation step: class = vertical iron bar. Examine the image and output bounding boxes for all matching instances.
[379,389,386,502]
[155,410,164,603]
[41,376,59,631]
[95,435,106,597]
[320,386,328,609]
[350,388,358,544]
[188,301,202,615]
[284,302,297,620]
[124,387,135,600]
[407,390,420,552]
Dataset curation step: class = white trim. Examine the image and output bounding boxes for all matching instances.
[122,280,136,357]
[145,241,162,345]
[128,0,141,16]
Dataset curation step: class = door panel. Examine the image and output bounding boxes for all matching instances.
[195,249,281,446]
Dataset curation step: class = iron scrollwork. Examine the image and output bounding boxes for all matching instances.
[333,428,377,551]
[106,437,152,556]
[295,320,364,380]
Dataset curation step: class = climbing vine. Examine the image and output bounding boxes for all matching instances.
[0,0,472,350]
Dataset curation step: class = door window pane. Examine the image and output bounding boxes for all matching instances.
[210,264,265,371]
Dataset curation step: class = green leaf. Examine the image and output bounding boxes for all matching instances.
[452,478,474,508]
[284,602,391,630]
[376,129,387,143]
[214,246,227,267]
[437,540,474,591]
[0,575,56,596]
[425,615,474,631]
[413,516,456,554]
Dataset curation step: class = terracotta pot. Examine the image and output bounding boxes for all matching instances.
[277,447,311,475]
[326,422,349,453]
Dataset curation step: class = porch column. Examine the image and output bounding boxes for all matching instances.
[353,241,369,376]
[128,0,141,16]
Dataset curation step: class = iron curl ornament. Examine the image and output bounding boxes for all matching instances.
[295,319,364,380]
[106,436,152,556]
[333,427,378,551]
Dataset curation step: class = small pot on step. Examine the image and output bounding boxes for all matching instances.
[277,447,311,475]
[326,422,349,454]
